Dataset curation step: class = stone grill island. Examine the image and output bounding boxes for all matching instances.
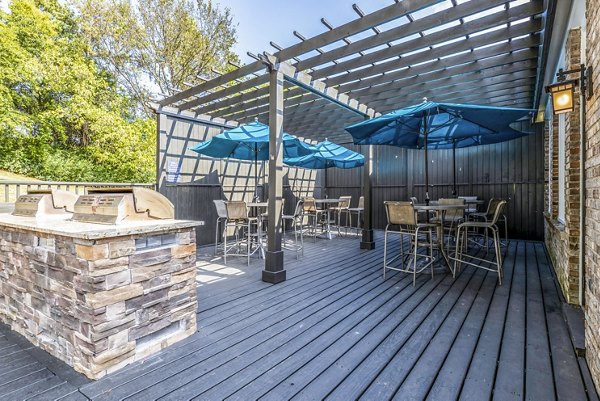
[0,188,200,379]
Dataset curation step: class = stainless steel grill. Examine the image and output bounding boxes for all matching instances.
[72,187,174,224]
[12,189,77,217]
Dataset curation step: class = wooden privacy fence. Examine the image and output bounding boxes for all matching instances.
[0,181,155,203]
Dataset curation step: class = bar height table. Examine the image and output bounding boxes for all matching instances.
[413,203,470,274]
[314,198,340,240]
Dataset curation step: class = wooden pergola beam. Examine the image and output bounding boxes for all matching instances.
[294,0,509,72]
[355,60,538,104]
[158,60,264,107]
[337,36,540,94]
[275,0,443,62]
[218,65,536,124]
[373,69,536,110]
[363,67,538,108]
[197,42,538,118]
[180,4,542,116]
[311,1,543,80]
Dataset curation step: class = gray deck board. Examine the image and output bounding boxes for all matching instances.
[0,233,597,401]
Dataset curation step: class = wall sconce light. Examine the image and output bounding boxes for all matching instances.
[545,64,593,115]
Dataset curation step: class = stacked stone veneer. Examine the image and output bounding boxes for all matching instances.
[545,27,582,305]
[586,0,600,390]
[0,227,197,380]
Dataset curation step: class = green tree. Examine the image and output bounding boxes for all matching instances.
[76,0,239,115]
[0,0,155,182]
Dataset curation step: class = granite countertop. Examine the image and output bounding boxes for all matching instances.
[0,213,200,240]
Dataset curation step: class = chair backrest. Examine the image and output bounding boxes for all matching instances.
[439,198,465,219]
[338,196,352,209]
[213,200,228,219]
[293,199,304,217]
[384,201,416,226]
[225,201,248,220]
[485,198,496,215]
[486,198,501,219]
[303,197,317,212]
[357,196,364,209]
[490,200,507,224]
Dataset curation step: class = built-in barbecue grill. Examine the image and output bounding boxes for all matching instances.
[12,189,78,217]
[71,187,174,224]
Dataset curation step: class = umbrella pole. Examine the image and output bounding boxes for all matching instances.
[452,144,457,196]
[424,114,430,205]
[254,144,259,201]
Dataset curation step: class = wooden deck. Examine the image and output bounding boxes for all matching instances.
[0,231,598,400]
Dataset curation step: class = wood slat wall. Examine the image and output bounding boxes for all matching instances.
[327,123,545,240]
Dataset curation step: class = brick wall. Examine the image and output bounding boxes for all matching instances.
[545,27,582,304]
[586,0,600,389]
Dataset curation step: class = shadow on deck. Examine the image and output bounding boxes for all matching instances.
[0,231,598,400]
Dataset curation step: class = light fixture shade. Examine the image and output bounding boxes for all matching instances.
[546,81,576,114]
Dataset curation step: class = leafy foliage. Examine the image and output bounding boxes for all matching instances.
[0,0,156,182]
[0,0,238,183]
[76,0,239,115]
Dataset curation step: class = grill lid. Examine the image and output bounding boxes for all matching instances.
[12,189,78,217]
[72,187,174,224]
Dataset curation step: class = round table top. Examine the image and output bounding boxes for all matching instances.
[314,198,341,203]
[248,202,268,207]
[413,204,470,211]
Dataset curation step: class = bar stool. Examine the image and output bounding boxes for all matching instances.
[469,198,509,247]
[331,195,352,235]
[453,200,507,285]
[223,201,260,265]
[383,201,437,286]
[347,196,364,233]
[432,198,465,248]
[302,197,325,241]
[282,199,304,259]
[213,200,228,255]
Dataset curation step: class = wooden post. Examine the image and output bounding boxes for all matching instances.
[360,144,375,249]
[263,64,286,283]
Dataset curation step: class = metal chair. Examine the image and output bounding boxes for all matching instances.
[432,198,465,248]
[347,196,364,233]
[302,197,326,241]
[469,198,509,247]
[383,201,437,286]
[410,196,428,222]
[213,200,228,255]
[453,200,507,285]
[223,201,260,265]
[331,195,352,235]
[282,199,304,259]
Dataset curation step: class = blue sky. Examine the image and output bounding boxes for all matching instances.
[218,0,395,64]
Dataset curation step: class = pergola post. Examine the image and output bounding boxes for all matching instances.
[263,63,286,283]
[361,144,375,250]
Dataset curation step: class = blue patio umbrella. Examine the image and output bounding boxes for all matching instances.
[190,121,313,199]
[284,140,365,169]
[345,101,534,198]
[286,140,364,200]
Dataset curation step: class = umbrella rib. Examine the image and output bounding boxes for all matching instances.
[439,106,500,134]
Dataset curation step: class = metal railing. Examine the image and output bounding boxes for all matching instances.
[0,181,156,203]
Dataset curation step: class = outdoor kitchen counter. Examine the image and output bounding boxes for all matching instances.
[0,213,201,380]
[0,213,199,239]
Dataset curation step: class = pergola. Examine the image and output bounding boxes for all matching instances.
[157,0,552,283]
